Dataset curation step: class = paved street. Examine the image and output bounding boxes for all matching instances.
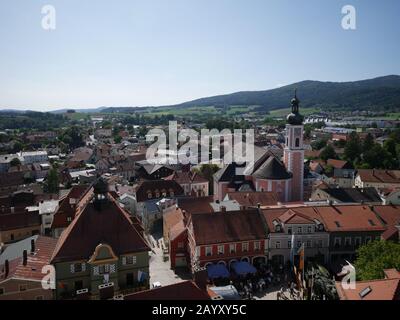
[148,233,191,287]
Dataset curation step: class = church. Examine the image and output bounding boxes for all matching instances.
[214,92,305,203]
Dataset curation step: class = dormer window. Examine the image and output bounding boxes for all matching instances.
[275,225,282,232]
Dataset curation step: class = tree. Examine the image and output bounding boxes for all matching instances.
[344,132,361,163]
[383,138,397,157]
[44,168,60,194]
[10,157,21,167]
[362,144,396,169]
[114,135,122,144]
[362,133,374,153]
[306,265,338,300]
[354,240,400,281]
[58,126,85,150]
[311,139,328,151]
[320,145,336,161]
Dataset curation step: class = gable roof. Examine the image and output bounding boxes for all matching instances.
[51,185,92,229]
[1,236,58,282]
[327,159,352,169]
[253,156,292,180]
[0,210,41,231]
[357,169,400,184]
[316,187,382,203]
[336,271,400,300]
[314,205,386,232]
[373,205,400,240]
[135,180,184,202]
[177,196,214,215]
[123,280,210,300]
[225,191,278,207]
[191,209,267,245]
[50,193,150,263]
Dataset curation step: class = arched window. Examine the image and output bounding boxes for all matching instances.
[295,138,300,147]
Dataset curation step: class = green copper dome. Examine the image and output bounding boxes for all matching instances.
[287,90,304,125]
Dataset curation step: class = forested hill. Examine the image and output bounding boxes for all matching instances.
[169,75,400,111]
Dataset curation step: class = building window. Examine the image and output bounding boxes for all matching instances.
[297,227,302,234]
[125,256,137,265]
[229,244,236,253]
[365,236,372,244]
[177,242,184,249]
[345,237,351,247]
[242,242,249,252]
[288,241,292,249]
[205,246,212,256]
[0,288,4,295]
[99,264,110,274]
[355,237,361,247]
[217,245,224,255]
[334,237,341,247]
[297,241,302,248]
[275,241,281,249]
[287,227,292,234]
[316,240,323,248]
[254,241,261,251]
[306,240,312,248]
[307,226,312,233]
[19,285,27,292]
[295,138,300,147]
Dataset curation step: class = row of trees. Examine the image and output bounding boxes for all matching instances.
[311,128,400,169]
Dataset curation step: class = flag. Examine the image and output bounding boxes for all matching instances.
[290,233,295,263]
[298,243,305,271]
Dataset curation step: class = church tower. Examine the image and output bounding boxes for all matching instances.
[283,90,304,202]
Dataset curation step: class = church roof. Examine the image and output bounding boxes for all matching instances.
[253,156,292,180]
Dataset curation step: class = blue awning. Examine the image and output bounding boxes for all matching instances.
[207,264,230,279]
[231,261,257,276]
[138,270,148,282]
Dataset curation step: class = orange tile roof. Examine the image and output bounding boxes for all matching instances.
[226,191,278,207]
[1,236,58,282]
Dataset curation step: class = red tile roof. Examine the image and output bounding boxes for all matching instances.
[373,205,400,240]
[1,236,58,282]
[191,209,267,245]
[0,210,41,231]
[51,193,150,263]
[123,280,210,300]
[177,196,214,215]
[327,159,351,169]
[314,205,386,232]
[226,191,278,207]
[51,185,92,229]
[336,270,400,300]
[357,169,400,184]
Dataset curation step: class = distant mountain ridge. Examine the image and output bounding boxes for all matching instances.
[168,75,400,110]
[1,75,399,113]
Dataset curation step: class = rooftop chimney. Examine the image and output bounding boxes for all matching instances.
[30,239,35,254]
[23,250,28,266]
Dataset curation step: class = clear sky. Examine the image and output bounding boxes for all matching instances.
[0,0,399,111]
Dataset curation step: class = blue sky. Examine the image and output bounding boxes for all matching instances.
[0,0,399,111]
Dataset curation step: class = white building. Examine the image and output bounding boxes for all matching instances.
[19,151,48,164]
